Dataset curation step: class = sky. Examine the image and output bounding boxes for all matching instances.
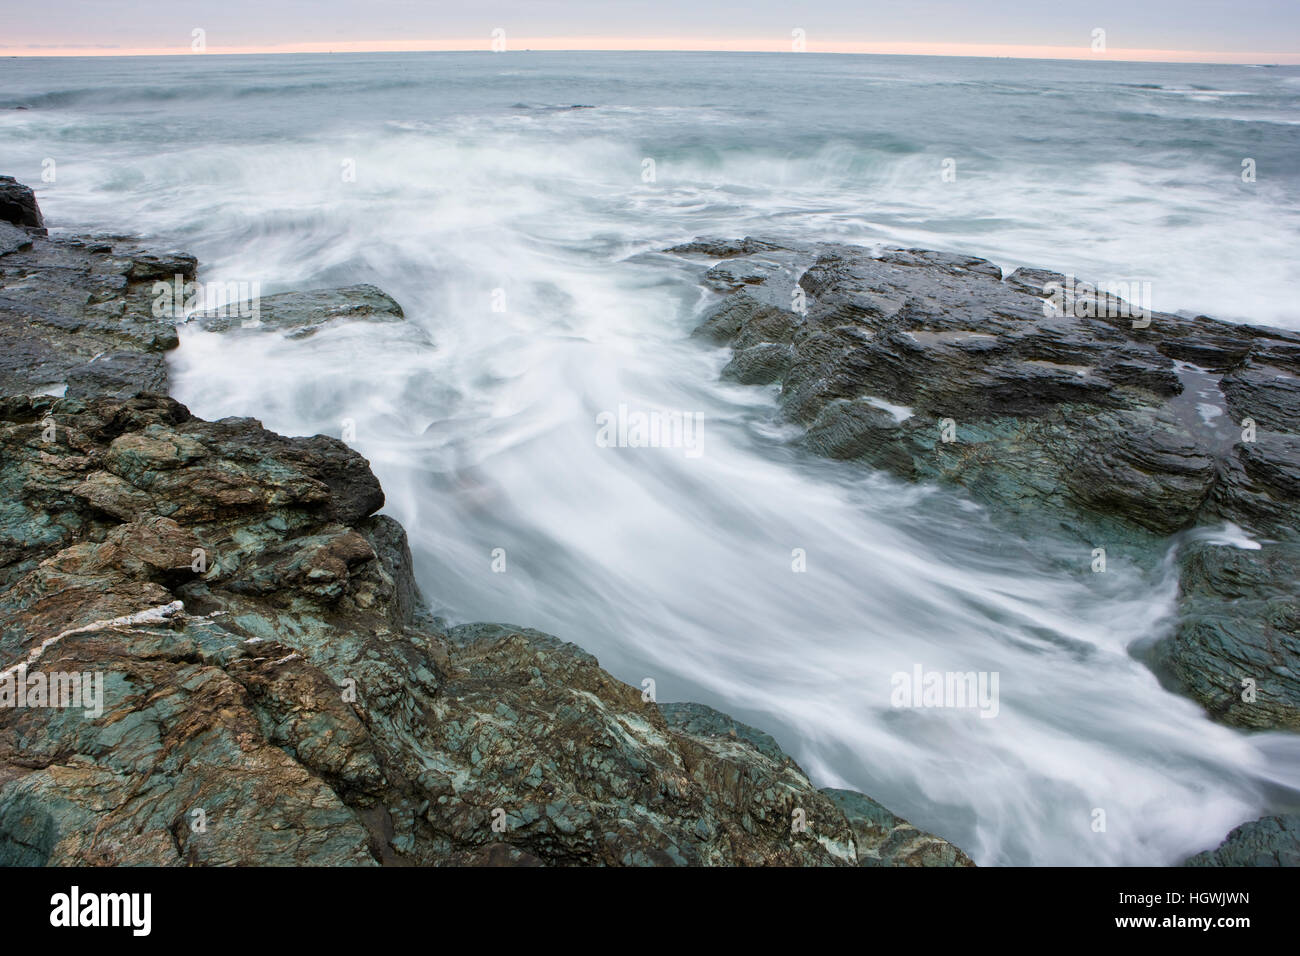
[4,0,1299,63]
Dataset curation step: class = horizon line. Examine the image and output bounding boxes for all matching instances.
[5,38,1299,65]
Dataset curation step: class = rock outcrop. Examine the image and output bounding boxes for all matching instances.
[1183,813,1300,866]
[0,179,971,866]
[822,788,975,867]
[0,231,188,399]
[671,237,1300,731]
[0,219,409,401]
[0,176,45,232]
[0,392,970,866]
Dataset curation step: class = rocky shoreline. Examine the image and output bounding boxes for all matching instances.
[1,175,1295,866]
[671,236,1300,734]
[667,235,1300,865]
[0,177,972,866]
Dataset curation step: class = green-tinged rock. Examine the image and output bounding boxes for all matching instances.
[1184,814,1300,866]
[822,787,975,867]
[0,185,970,867]
[0,391,969,867]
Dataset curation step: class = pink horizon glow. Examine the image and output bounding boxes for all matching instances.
[5,37,1298,65]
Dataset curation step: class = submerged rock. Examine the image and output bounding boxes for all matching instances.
[192,283,405,338]
[672,238,1300,731]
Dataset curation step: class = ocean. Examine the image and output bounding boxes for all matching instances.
[2,50,1298,865]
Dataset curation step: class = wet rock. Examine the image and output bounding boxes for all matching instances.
[822,788,976,867]
[1220,364,1300,433]
[1208,434,1300,536]
[0,176,45,232]
[0,222,34,256]
[803,398,917,474]
[1184,814,1300,866]
[722,343,796,385]
[1157,538,1300,730]
[192,284,404,338]
[126,252,199,282]
[0,394,967,866]
[667,236,788,259]
[1061,407,1219,536]
[676,238,1300,731]
[0,229,180,399]
[0,190,969,867]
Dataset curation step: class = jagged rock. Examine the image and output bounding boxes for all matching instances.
[1157,539,1300,730]
[822,788,975,867]
[1184,814,1300,866]
[0,190,969,867]
[0,229,184,398]
[0,179,967,868]
[1220,365,1300,433]
[0,394,968,866]
[722,343,796,385]
[0,176,45,232]
[1206,433,1300,535]
[0,222,34,256]
[666,237,787,259]
[676,238,1300,731]
[126,252,199,282]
